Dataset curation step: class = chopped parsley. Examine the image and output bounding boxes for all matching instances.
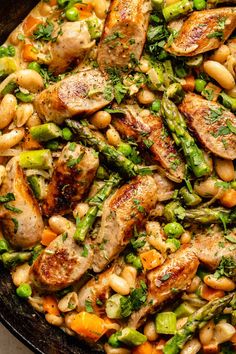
[11,218,18,233]
[4,204,22,213]
[62,232,68,242]
[0,45,15,58]
[33,21,54,42]
[161,273,172,281]
[68,142,77,151]
[103,85,113,101]
[214,256,236,279]
[143,139,154,149]
[67,151,85,168]
[120,281,147,318]
[104,31,125,43]
[0,193,15,203]
[81,245,89,257]
[85,300,93,313]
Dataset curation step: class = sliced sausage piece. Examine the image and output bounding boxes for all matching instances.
[166,8,236,56]
[0,158,44,249]
[30,223,93,292]
[34,69,113,124]
[112,104,185,182]
[97,0,151,73]
[43,143,99,217]
[92,175,158,273]
[179,93,236,159]
[128,246,199,328]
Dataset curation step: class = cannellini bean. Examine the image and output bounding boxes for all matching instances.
[90,111,111,129]
[104,344,131,354]
[215,158,235,182]
[0,94,17,129]
[48,215,76,237]
[180,231,192,244]
[15,69,44,93]
[26,113,41,128]
[187,276,201,293]
[109,274,130,295]
[144,321,158,341]
[0,128,25,151]
[137,58,150,73]
[93,0,108,19]
[194,178,222,198]
[203,61,235,90]
[210,45,230,64]
[58,292,79,313]
[180,338,201,354]
[106,127,121,146]
[121,266,137,290]
[16,103,34,127]
[12,263,31,287]
[204,274,235,291]
[45,313,64,327]
[137,88,156,105]
[214,323,236,344]
[29,295,44,313]
[73,203,89,219]
[0,165,6,185]
[199,320,215,346]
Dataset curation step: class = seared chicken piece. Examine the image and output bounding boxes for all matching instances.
[49,22,95,75]
[0,158,43,249]
[92,175,158,273]
[192,225,236,271]
[97,0,151,73]
[179,93,236,159]
[128,246,199,328]
[43,143,99,217]
[166,8,236,56]
[30,224,93,292]
[112,105,185,182]
[34,69,113,124]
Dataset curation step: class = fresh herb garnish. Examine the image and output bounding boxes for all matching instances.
[0,193,15,203]
[4,204,22,213]
[33,21,54,42]
[85,300,93,313]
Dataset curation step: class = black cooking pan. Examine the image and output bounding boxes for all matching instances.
[0,1,103,353]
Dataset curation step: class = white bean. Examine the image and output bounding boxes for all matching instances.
[214,323,236,344]
[204,274,235,291]
[180,338,201,354]
[93,0,107,19]
[106,127,121,146]
[45,313,64,327]
[73,203,89,219]
[137,88,156,105]
[210,45,230,63]
[48,215,76,237]
[109,274,130,295]
[26,113,41,128]
[104,344,131,354]
[215,158,235,182]
[29,295,44,313]
[203,61,235,90]
[144,321,158,341]
[90,111,111,129]
[187,276,201,293]
[138,58,150,73]
[0,128,25,151]
[16,103,34,127]
[194,178,221,198]
[58,292,79,313]
[199,320,215,345]
[0,94,17,129]
[15,69,44,93]
[12,263,30,287]
[180,231,192,244]
[121,266,137,290]
[0,165,6,185]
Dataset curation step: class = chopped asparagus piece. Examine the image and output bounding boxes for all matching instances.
[179,187,202,206]
[117,328,147,347]
[219,92,236,113]
[1,251,32,268]
[19,150,52,170]
[174,302,196,319]
[166,83,184,104]
[27,175,47,200]
[0,239,9,254]
[156,312,177,334]
[163,0,193,22]
[30,123,62,142]
[106,294,123,319]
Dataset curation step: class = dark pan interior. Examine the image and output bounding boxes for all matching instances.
[0,1,103,353]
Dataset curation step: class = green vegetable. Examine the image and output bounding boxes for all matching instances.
[106,294,123,319]
[163,0,193,22]
[33,21,54,42]
[151,0,164,11]
[1,81,17,96]
[61,127,73,141]
[96,166,109,180]
[151,99,161,112]
[186,55,203,67]
[0,45,15,58]
[45,140,60,151]
[193,0,206,10]
[163,293,234,354]
[219,92,236,113]
[0,57,18,79]
[214,256,236,279]
[164,222,184,238]
[86,18,102,40]
[161,97,210,178]
[166,83,184,104]
[74,173,121,242]
[179,186,202,206]
[15,91,34,103]
[66,119,139,178]
[125,253,143,270]
[156,312,177,334]
[19,150,52,170]
[1,251,32,268]
[117,142,132,157]
[195,79,207,93]
[27,61,41,73]
[65,7,79,21]
[164,201,186,222]
[0,239,9,254]
[174,65,188,78]
[30,123,62,142]
[16,283,32,298]
[108,332,121,348]
[166,238,181,252]
[147,63,165,91]
[174,302,196,319]
[116,328,147,347]
[27,175,47,200]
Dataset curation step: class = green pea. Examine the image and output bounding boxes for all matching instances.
[193,0,206,10]
[118,142,132,157]
[195,79,207,93]
[151,99,161,113]
[0,239,9,254]
[62,127,73,141]
[65,7,79,21]
[108,333,121,348]
[27,61,41,73]
[16,283,32,298]
[164,222,184,239]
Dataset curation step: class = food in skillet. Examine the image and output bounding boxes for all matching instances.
[0,0,235,353]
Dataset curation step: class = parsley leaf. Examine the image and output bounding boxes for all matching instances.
[4,204,22,213]
[214,256,236,279]
[67,152,85,168]
[85,300,94,313]
[0,193,15,203]
[33,21,54,42]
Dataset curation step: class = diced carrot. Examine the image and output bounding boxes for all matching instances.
[182,75,195,92]
[43,296,60,316]
[22,44,38,62]
[202,82,221,102]
[202,342,219,354]
[49,0,57,6]
[140,249,164,271]
[41,228,58,246]
[132,341,155,354]
[23,15,42,36]
[21,133,42,150]
[74,3,93,19]
[220,189,236,208]
[70,312,106,341]
[199,284,225,301]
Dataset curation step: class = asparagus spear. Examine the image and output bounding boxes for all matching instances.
[74,173,121,242]
[161,97,210,178]
[0,251,32,268]
[19,150,52,170]
[66,119,139,178]
[162,0,193,22]
[163,293,234,354]
[30,123,62,142]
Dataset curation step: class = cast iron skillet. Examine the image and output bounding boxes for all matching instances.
[0,1,103,353]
